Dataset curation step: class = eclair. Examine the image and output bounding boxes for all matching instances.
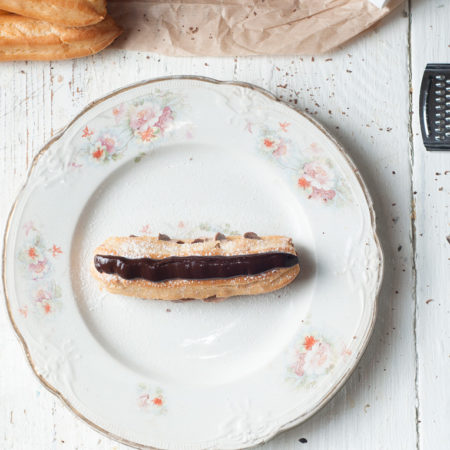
[0,0,107,26]
[0,11,121,61]
[91,233,300,301]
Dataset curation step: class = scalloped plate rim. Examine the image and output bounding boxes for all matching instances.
[2,75,383,450]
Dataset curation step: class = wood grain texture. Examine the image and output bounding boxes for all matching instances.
[0,1,447,448]
[410,1,450,449]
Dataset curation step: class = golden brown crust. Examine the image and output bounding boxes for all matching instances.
[0,0,106,26]
[91,265,300,301]
[91,235,300,301]
[0,13,122,61]
[94,235,297,259]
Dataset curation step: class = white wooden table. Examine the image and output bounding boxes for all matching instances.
[1,1,449,449]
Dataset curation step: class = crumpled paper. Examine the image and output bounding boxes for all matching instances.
[108,0,402,56]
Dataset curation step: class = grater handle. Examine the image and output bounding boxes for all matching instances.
[419,69,430,142]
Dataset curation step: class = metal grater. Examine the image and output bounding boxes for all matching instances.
[420,64,450,151]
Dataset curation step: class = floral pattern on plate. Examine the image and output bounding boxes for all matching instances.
[33,280,63,316]
[297,158,339,202]
[134,221,241,239]
[137,383,167,415]
[287,331,352,388]
[80,127,125,163]
[248,121,350,204]
[197,222,240,235]
[18,222,63,316]
[72,91,189,167]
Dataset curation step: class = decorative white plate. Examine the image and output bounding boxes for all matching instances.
[3,77,382,450]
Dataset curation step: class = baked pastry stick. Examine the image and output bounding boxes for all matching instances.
[0,11,122,60]
[91,233,300,301]
[0,0,106,26]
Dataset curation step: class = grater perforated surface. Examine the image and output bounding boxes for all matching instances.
[420,64,450,151]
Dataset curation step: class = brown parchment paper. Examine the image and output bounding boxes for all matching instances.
[108,0,402,56]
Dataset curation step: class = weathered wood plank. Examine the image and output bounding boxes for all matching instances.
[410,1,450,449]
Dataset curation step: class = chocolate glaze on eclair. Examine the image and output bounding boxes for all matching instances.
[94,252,299,282]
[91,233,300,301]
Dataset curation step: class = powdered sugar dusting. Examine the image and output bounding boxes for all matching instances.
[69,138,315,388]
[96,235,296,260]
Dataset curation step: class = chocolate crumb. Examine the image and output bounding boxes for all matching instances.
[244,232,261,240]
[166,308,171,312]
[299,438,308,443]
[215,243,221,249]
[426,299,433,304]
[215,232,226,240]
[192,238,204,243]
[203,295,224,303]
[158,233,171,241]
[176,240,184,244]
[129,235,137,237]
